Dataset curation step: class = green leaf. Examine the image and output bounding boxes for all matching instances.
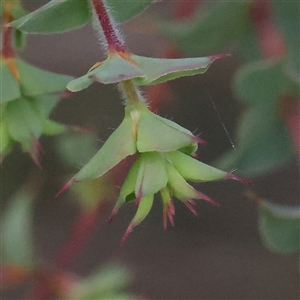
[217,106,295,176]
[0,61,21,103]
[0,120,13,155]
[166,161,210,202]
[9,0,91,34]
[67,53,217,92]
[237,21,262,62]
[1,186,35,266]
[17,58,73,96]
[13,29,27,49]
[272,1,300,75]
[73,263,132,299]
[74,112,136,182]
[129,194,154,226]
[167,151,228,182]
[132,54,213,86]
[10,1,29,20]
[71,176,115,210]
[135,152,168,198]
[234,60,299,106]
[118,158,140,202]
[10,0,153,35]
[160,1,251,55]
[67,53,145,92]
[136,104,197,152]
[42,119,66,135]
[34,94,60,117]
[217,59,298,177]
[6,97,43,143]
[106,0,154,23]
[259,200,300,254]
[56,132,98,168]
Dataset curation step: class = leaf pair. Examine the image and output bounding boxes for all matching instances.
[1,58,73,104]
[9,0,154,34]
[67,52,222,92]
[217,60,299,176]
[1,95,66,163]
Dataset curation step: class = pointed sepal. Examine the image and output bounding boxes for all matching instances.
[135,152,168,204]
[136,103,199,153]
[121,194,154,245]
[166,161,218,206]
[160,187,175,230]
[73,112,136,182]
[167,150,228,182]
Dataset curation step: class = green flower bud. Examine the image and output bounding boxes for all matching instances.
[59,97,248,243]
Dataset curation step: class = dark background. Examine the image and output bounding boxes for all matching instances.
[4,1,299,299]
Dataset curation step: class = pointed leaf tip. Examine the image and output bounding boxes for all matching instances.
[193,135,207,145]
[135,192,142,207]
[184,199,198,216]
[196,190,219,206]
[227,173,251,185]
[56,178,75,198]
[109,206,120,223]
[30,151,42,170]
[210,53,231,62]
[163,200,176,230]
[29,138,44,169]
[120,224,134,246]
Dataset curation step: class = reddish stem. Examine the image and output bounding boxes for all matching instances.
[23,202,108,300]
[2,4,15,58]
[92,0,126,52]
[2,26,15,58]
[22,272,54,300]
[250,1,285,59]
[54,202,108,269]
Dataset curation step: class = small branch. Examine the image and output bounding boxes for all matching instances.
[2,3,20,80]
[250,0,285,59]
[22,202,108,300]
[2,3,15,58]
[92,0,126,53]
[54,201,108,270]
[118,80,146,106]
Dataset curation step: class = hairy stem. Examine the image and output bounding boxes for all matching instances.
[92,0,126,53]
[118,80,146,106]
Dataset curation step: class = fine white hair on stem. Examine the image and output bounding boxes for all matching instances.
[90,0,125,51]
[117,81,148,106]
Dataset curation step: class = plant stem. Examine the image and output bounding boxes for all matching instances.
[250,0,285,59]
[54,201,108,270]
[2,3,14,59]
[92,0,126,53]
[2,3,20,79]
[118,80,146,106]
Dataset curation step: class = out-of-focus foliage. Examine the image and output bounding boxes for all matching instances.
[162,1,299,177]
[258,200,300,254]
[1,185,35,267]
[69,263,135,300]
[9,0,155,34]
[160,0,299,256]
